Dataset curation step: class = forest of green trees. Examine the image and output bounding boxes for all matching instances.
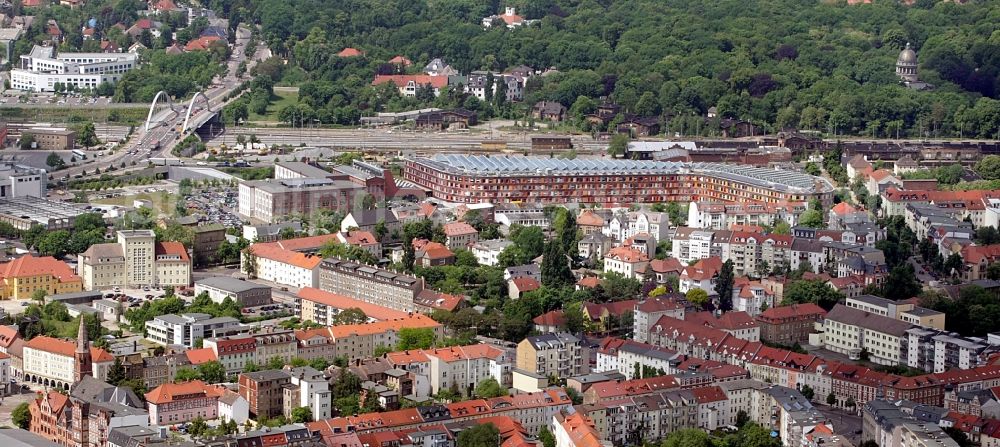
[202,0,1000,136]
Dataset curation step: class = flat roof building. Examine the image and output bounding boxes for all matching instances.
[405,155,834,206]
[0,197,79,230]
[11,45,138,92]
[194,277,272,308]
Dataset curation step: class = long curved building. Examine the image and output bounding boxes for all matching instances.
[404,154,834,206]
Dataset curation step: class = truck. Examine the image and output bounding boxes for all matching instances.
[148,158,183,166]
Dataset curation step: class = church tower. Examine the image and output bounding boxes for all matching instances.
[74,317,92,382]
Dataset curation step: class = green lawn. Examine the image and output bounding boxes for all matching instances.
[92,192,176,217]
[248,90,299,123]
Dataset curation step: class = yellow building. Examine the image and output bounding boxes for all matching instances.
[0,255,83,300]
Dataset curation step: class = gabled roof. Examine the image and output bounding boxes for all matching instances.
[372,74,448,89]
[576,210,605,227]
[145,380,223,405]
[533,310,566,327]
[442,222,477,237]
[605,246,649,263]
[338,47,364,57]
[185,347,218,365]
[756,303,826,322]
[510,277,540,293]
[298,287,409,321]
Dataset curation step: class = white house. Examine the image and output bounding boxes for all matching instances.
[603,246,649,279]
[218,390,249,425]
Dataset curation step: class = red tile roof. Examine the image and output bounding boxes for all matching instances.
[691,385,728,404]
[533,310,566,327]
[338,48,364,57]
[155,241,190,262]
[686,311,758,331]
[605,246,649,263]
[576,276,601,288]
[185,347,218,365]
[418,241,454,260]
[756,303,826,322]
[558,412,604,447]
[372,74,448,89]
[184,35,221,51]
[648,258,683,274]
[145,380,223,405]
[831,202,860,216]
[510,277,540,293]
[681,257,723,281]
[576,210,605,227]
[0,326,18,349]
[388,55,412,66]
[25,336,112,362]
[337,230,379,247]
[326,314,440,339]
[962,244,1000,265]
[0,255,81,283]
[443,222,477,237]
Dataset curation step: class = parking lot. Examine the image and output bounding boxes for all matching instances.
[183,186,241,228]
[0,90,113,106]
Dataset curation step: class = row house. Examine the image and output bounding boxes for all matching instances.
[293,315,443,363]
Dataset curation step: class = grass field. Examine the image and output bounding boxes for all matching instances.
[92,191,176,216]
[248,90,299,122]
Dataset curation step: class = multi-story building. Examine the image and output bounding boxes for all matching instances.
[203,335,255,377]
[293,314,442,363]
[904,327,1000,373]
[144,313,245,348]
[77,230,191,289]
[141,353,191,389]
[239,369,290,419]
[552,411,607,447]
[0,254,83,300]
[632,296,686,343]
[0,163,47,197]
[405,155,834,206]
[317,257,423,312]
[862,400,960,447]
[821,304,912,366]
[471,239,513,267]
[687,201,806,230]
[29,377,148,447]
[756,304,827,346]
[11,45,137,92]
[238,178,363,224]
[194,277,272,308]
[244,234,335,289]
[671,228,716,265]
[145,380,225,425]
[191,223,227,266]
[22,319,113,390]
[20,128,78,150]
[442,222,479,250]
[603,246,649,279]
[846,295,945,330]
[333,230,382,258]
[386,344,512,397]
[516,333,590,379]
[284,366,332,421]
[295,287,409,325]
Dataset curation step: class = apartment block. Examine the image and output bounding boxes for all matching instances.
[756,303,827,346]
[516,333,590,379]
[317,257,423,312]
[386,344,512,397]
[405,155,834,206]
[296,287,409,326]
[0,254,82,300]
[239,369,291,419]
[293,314,442,363]
[821,304,912,366]
[904,327,1000,373]
[284,366,332,421]
[846,295,945,330]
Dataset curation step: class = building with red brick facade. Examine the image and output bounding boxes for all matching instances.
[404,155,834,206]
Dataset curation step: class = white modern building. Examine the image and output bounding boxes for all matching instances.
[471,239,513,267]
[145,313,246,348]
[11,45,138,92]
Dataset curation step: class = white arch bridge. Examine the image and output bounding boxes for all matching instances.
[144,90,219,133]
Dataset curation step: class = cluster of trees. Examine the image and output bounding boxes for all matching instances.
[123,292,249,334]
[18,300,106,341]
[114,51,225,103]
[22,213,108,259]
[921,285,1000,337]
[205,0,1000,136]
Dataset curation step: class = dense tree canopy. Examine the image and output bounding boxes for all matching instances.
[202,0,1000,135]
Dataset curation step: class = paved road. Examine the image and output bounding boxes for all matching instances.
[61,24,265,179]
[207,127,609,152]
[815,404,863,446]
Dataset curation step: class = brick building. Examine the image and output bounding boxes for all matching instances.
[239,369,291,419]
[755,303,827,345]
[405,155,834,206]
